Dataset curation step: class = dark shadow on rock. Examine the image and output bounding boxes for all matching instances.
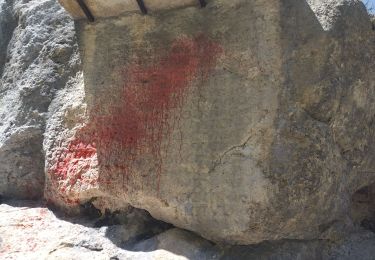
[0,0,17,77]
[221,239,326,260]
[351,182,375,233]
[103,206,173,249]
[1,198,44,208]
[0,198,98,227]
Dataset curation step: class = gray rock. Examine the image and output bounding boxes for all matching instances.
[0,0,81,199]
[1,0,375,250]
[0,0,16,76]
[130,228,219,259]
[0,200,217,260]
[49,0,375,244]
[2,200,375,260]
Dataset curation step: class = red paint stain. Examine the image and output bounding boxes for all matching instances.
[47,137,98,205]
[48,34,223,200]
[52,140,96,180]
[49,139,96,183]
[97,34,222,149]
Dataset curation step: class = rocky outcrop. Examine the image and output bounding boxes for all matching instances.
[1,0,375,257]
[0,0,81,199]
[47,0,375,245]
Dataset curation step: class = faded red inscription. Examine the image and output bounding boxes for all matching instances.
[48,34,223,203]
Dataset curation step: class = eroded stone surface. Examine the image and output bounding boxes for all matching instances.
[1,201,375,260]
[1,0,375,249]
[0,200,195,260]
[0,0,81,199]
[45,0,375,244]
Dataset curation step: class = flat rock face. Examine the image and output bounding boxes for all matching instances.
[45,0,375,244]
[49,0,282,243]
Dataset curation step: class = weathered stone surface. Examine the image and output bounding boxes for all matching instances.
[2,200,375,260]
[130,228,220,259]
[1,0,375,252]
[47,0,375,244]
[0,0,16,76]
[0,0,81,199]
[0,200,175,259]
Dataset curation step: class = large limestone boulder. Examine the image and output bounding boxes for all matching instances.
[45,0,375,244]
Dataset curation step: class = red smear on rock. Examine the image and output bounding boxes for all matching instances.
[53,140,97,180]
[48,34,223,198]
[96,34,222,149]
[49,140,97,183]
[47,138,97,205]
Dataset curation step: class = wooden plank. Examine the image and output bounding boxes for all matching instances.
[59,0,202,20]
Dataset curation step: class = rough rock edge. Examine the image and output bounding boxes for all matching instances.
[0,0,81,199]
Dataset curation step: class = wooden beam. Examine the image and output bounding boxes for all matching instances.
[76,0,95,22]
[136,0,148,14]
